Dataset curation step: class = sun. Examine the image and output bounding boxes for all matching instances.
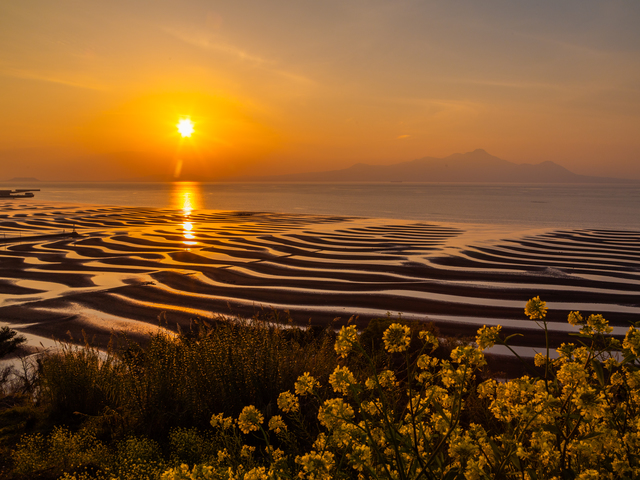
[177,118,194,138]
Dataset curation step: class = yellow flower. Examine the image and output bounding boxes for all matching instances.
[623,326,640,356]
[335,325,358,358]
[365,370,397,390]
[268,415,287,434]
[418,329,439,348]
[237,405,263,434]
[525,296,547,320]
[313,433,329,451]
[210,413,233,430]
[360,400,384,416]
[318,398,354,429]
[576,469,600,480]
[295,372,319,396]
[450,345,486,367]
[382,323,411,353]
[568,310,583,326]
[346,444,372,471]
[534,353,548,367]
[448,431,480,464]
[417,354,439,370]
[556,342,576,360]
[217,448,229,464]
[277,391,299,413]
[270,447,285,462]
[243,466,268,480]
[557,361,587,387]
[296,451,335,479]
[575,313,613,336]
[240,445,256,458]
[329,365,356,395]
[477,379,497,399]
[475,325,502,350]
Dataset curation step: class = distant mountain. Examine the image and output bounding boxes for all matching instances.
[236,150,632,183]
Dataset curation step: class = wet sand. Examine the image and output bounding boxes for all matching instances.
[1,201,639,353]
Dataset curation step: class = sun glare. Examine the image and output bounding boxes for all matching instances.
[177,118,194,138]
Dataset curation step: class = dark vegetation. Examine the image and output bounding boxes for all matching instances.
[0,313,491,480]
[0,313,336,479]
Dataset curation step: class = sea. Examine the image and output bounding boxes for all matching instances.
[3,181,640,230]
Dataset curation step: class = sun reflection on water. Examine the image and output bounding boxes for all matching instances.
[170,182,203,248]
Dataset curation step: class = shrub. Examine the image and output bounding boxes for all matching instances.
[0,326,26,359]
[37,339,125,424]
[34,315,338,438]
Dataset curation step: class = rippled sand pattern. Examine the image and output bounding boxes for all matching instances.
[1,203,639,348]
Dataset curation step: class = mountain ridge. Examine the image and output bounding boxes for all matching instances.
[231,149,633,184]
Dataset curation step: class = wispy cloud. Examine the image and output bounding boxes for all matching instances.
[161,26,316,86]
[0,66,106,91]
[163,26,268,64]
[439,76,568,91]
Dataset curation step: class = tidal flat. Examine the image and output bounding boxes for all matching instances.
[1,201,639,354]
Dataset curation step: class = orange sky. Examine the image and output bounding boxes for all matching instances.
[1,1,639,181]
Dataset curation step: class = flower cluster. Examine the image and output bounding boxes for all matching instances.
[160,298,640,480]
[334,324,358,358]
[382,323,411,353]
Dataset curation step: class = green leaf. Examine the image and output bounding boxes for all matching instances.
[591,359,605,386]
[487,438,501,458]
[526,468,539,480]
[509,454,522,470]
[541,423,561,435]
[431,402,450,426]
[580,431,603,441]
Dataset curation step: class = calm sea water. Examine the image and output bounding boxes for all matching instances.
[2,182,640,230]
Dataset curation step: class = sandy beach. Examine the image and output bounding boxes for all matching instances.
[1,201,639,353]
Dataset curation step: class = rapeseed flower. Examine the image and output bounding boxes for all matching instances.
[318,398,354,429]
[568,310,583,326]
[237,405,264,434]
[475,325,502,350]
[365,369,397,390]
[210,413,233,430]
[419,329,439,348]
[417,354,439,370]
[243,466,268,480]
[240,445,256,458]
[623,326,640,356]
[450,345,486,367]
[334,324,358,358]
[268,415,287,434]
[277,391,299,413]
[525,296,547,320]
[534,352,548,367]
[382,323,411,353]
[295,372,319,396]
[295,451,335,480]
[329,365,356,395]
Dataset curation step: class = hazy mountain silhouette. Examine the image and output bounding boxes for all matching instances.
[237,149,631,183]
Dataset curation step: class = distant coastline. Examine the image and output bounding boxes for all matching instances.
[4,150,637,184]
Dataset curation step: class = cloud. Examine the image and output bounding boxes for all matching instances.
[161,25,315,86]
[162,26,267,64]
[0,66,107,91]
